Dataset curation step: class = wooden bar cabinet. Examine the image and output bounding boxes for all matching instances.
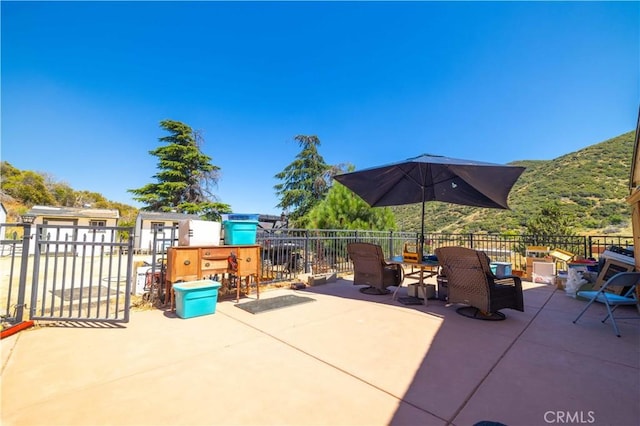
[166,244,261,306]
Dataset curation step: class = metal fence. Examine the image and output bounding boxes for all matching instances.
[1,222,634,328]
[257,228,413,280]
[1,223,134,328]
[28,224,135,323]
[142,226,634,282]
[256,229,635,279]
[1,223,31,325]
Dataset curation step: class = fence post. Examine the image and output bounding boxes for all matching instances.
[304,230,310,274]
[123,232,134,322]
[15,222,32,323]
[584,236,589,259]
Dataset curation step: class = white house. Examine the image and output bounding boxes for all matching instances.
[134,211,201,253]
[25,206,120,255]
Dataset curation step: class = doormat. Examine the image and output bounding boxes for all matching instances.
[235,294,316,314]
[397,296,423,306]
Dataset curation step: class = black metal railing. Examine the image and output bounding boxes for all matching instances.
[255,229,634,280]
[0,223,32,325]
[2,221,634,325]
[121,226,638,283]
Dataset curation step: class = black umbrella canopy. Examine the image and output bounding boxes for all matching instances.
[334,154,525,209]
[334,154,526,255]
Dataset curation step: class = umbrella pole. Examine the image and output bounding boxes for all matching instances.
[420,188,426,259]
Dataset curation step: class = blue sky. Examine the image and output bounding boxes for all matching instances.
[2,1,638,215]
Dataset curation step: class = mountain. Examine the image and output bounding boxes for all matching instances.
[391,131,636,235]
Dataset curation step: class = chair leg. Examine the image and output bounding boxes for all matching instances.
[601,304,622,323]
[391,283,402,300]
[573,296,599,324]
[601,302,622,337]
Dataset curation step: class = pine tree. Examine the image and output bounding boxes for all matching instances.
[128,120,231,218]
[305,181,397,230]
[274,135,331,223]
[526,202,577,237]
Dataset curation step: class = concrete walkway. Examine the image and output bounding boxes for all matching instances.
[2,277,639,426]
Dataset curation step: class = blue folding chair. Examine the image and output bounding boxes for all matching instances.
[572,272,640,337]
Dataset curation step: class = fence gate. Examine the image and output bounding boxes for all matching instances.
[29,224,134,324]
[1,223,31,326]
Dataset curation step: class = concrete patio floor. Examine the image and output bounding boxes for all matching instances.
[2,275,639,426]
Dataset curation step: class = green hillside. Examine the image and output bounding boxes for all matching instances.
[392,131,636,235]
[0,161,139,224]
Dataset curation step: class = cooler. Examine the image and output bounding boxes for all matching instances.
[178,220,221,246]
[490,262,512,277]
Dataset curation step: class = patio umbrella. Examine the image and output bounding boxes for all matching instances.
[333,154,526,257]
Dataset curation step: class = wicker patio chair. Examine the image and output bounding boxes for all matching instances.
[347,242,404,295]
[435,246,524,320]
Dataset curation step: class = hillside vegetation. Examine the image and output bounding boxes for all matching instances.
[392,131,636,235]
[1,130,636,235]
[0,161,139,225]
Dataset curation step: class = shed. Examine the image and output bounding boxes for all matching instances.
[25,205,120,255]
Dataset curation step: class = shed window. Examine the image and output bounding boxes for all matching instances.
[151,221,165,231]
[89,220,106,233]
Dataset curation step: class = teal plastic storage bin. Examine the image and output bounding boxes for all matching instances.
[228,214,260,221]
[173,280,221,319]
[223,220,258,245]
[490,262,512,277]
